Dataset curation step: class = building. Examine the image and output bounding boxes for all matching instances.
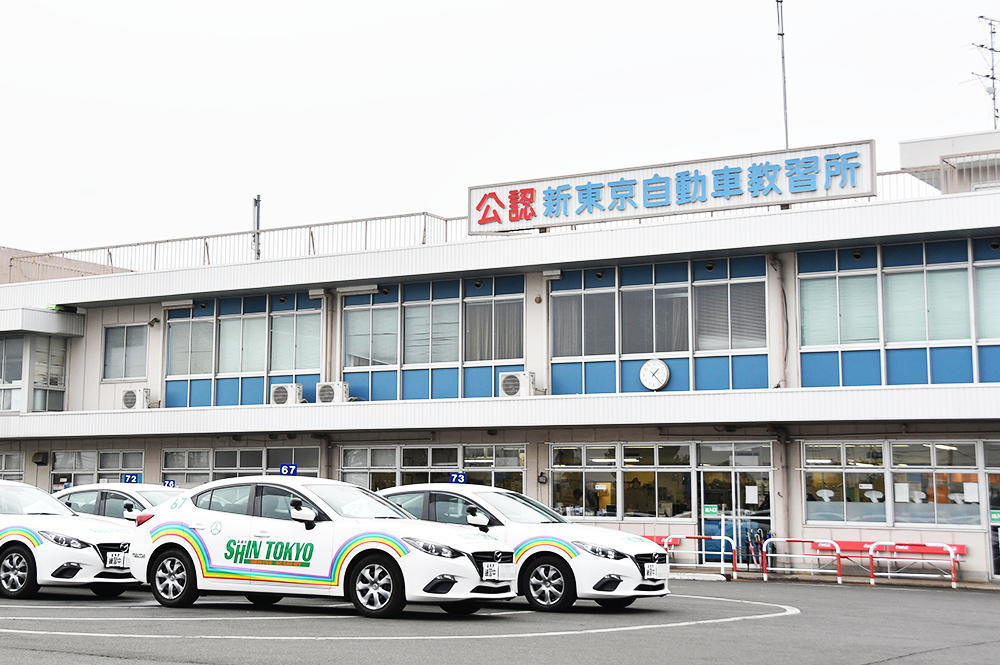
[1,132,999,581]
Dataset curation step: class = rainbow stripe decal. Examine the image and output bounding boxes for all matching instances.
[150,523,408,588]
[514,537,579,563]
[0,527,43,548]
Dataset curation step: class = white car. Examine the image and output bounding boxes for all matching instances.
[129,476,517,618]
[0,480,137,599]
[381,483,670,611]
[54,483,182,522]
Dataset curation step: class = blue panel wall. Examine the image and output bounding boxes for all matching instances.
[798,250,836,273]
[244,296,267,313]
[620,265,652,286]
[925,240,967,264]
[494,365,525,396]
[193,300,215,317]
[296,374,320,402]
[189,379,212,407]
[373,285,398,304]
[464,277,493,296]
[622,358,689,391]
[693,259,728,281]
[886,348,928,385]
[621,360,646,392]
[695,357,729,390]
[552,363,583,395]
[494,275,524,295]
[585,361,616,394]
[345,372,370,401]
[837,247,877,270]
[402,369,430,400]
[371,371,398,401]
[269,375,293,389]
[929,347,973,384]
[729,256,766,278]
[882,244,923,267]
[463,367,493,398]
[344,295,370,307]
[431,368,459,399]
[979,346,1000,383]
[241,377,265,405]
[216,378,240,406]
[584,268,615,289]
[165,381,188,408]
[732,355,768,389]
[219,298,242,315]
[297,293,322,310]
[842,350,881,386]
[664,358,690,391]
[973,238,1000,262]
[403,283,431,302]
[655,262,688,283]
[433,281,460,300]
[801,352,839,387]
[270,293,295,311]
[551,271,582,291]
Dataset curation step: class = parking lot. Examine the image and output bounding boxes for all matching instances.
[0,580,997,665]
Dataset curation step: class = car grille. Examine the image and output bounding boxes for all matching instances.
[95,542,130,562]
[631,552,667,576]
[470,550,514,577]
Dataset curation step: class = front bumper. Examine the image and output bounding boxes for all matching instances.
[37,542,137,587]
[403,551,516,604]
[572,552,670,600]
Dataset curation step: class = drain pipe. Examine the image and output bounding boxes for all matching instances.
[769,255,788,389]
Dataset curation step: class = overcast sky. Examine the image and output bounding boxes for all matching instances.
[1,1,996,253]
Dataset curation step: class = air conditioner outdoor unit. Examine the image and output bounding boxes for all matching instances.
[270,383,303,406]
[315,381,350,404]
[498,372,534,398]
[121,388,150,410]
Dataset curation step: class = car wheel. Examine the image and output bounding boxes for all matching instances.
[349,553,406,618]
[245,593,282,607]
[595,597,636,610]
[151,548,199,608]
[91,584,129,598]
[523,555,576,612]
[439,600,483,615]
[0,544,39,599]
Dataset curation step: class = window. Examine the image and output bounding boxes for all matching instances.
[551,269,616,358]
[341,444,525,492]
[266,447,321,477]
[193,485,252,515]
[167,315,214,376]
[343,290,399,367]
[51,451,96,489]
[211,449,264,480]
[551,443,695,520]
[404,303,459,364]
[258,485,322,521]
[98,450,144,483]
[162,449,212,488]
[800,275,879,345]
[33,336,67,412]
[694,282,766,351]
[103,325,147,380]
[0,452,23,481]
[271,312,321,371]
[0,336,23,411]
[464,293,523,361]
[803,443,886,523]
[621,287,689,354]
[891,442,980,526]
[64,490,99,514]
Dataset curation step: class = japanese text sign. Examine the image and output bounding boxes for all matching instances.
[468,141,876,234]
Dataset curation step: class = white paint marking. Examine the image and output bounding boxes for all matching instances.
[0,615,355,622]
[0,595,800,641]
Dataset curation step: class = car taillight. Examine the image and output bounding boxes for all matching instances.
[135,513,154,527]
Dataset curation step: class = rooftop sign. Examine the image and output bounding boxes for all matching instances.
[468,140,876,234]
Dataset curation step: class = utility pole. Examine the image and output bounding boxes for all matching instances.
[974,16,1000,129]
[252,195,261,260]
[777,0,789,149]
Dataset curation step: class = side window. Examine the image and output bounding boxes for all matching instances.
[194,491,211,509]
[65,490,99,515]
[209,485,252,515]
[257,485,320,521]
[386,492,426,519]
[104,491,132,519]
[433,493,476,525]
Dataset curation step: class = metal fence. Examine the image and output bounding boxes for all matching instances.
[5,171,949,283]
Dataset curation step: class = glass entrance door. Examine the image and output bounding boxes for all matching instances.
[699,468,772,569]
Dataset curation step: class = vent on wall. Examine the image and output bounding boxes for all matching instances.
[270,383,303,406]
[316,382,349,404]
[498,372,535,398]
[121,388,150,410]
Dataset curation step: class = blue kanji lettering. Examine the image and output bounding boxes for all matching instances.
[643,174,671,207]
[746,161,782,198]
[785,156,819,193]
[824,151,860,190]
[543,184,572,218]
[575,181,605,214]
[711,165,743,200]
[606,178,638,211]
[675,169,707,205]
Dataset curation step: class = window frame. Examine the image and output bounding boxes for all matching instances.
[340,444,525,493]
[102,324,148,381]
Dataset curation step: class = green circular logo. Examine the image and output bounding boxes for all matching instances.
[210,521,222,536]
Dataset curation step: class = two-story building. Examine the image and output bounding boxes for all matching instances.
[3,130,1000,580]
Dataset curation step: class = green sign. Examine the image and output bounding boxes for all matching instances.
[990,509,1000,524]
[703,504,719,517]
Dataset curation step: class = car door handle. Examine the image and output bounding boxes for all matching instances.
[191,523,207,531]
[253,531,271,539]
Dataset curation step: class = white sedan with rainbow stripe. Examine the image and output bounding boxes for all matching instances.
[128,476,516,617]
[381,484,670,611]
[0,480,136,599]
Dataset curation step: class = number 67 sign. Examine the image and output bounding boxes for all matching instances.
[280,464,298,476]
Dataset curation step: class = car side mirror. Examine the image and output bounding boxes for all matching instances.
[466,505,489,532]
[122,501,139,521]
[289,498,317,530]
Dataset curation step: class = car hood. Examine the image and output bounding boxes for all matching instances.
[1,514,133,541]
[509,522,665,555]
[355,518,510,551]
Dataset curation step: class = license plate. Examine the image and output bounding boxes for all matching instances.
[482,562,499,580]
[498,563,515,581]
[105,551,126,568]
[644,562,668,580]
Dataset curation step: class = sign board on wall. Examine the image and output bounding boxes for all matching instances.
[468,140,876,234]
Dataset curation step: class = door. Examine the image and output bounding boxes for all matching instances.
[249,484,335,595]
[698,470,771,568]
[189,484,254,591]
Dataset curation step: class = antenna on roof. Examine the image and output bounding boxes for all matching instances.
[974,16,1000,129]
[252,195,261,261]
[776,0,789,149]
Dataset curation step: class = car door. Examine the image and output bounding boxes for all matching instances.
[430,492,507,541]
[102,491,136,520]
[186,484,254,591]
[248,484,336,596]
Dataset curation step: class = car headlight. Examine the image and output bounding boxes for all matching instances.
[402,537,463,558]
[39,531,91,549]
[572,541,627,560]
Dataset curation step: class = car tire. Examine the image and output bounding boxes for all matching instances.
[0,544,40,599]
[245,593,282,607]
[348,553,406,619]
[150,548,199,608]
[595,597,636,610]
[91,584,129,598]
[439,600,483,615]
[522,555,576,612]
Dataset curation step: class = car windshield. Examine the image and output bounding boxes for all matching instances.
[0,485,75,516]
[479,491,567,524]
[305,484,412,520]
[136,489,182,506]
